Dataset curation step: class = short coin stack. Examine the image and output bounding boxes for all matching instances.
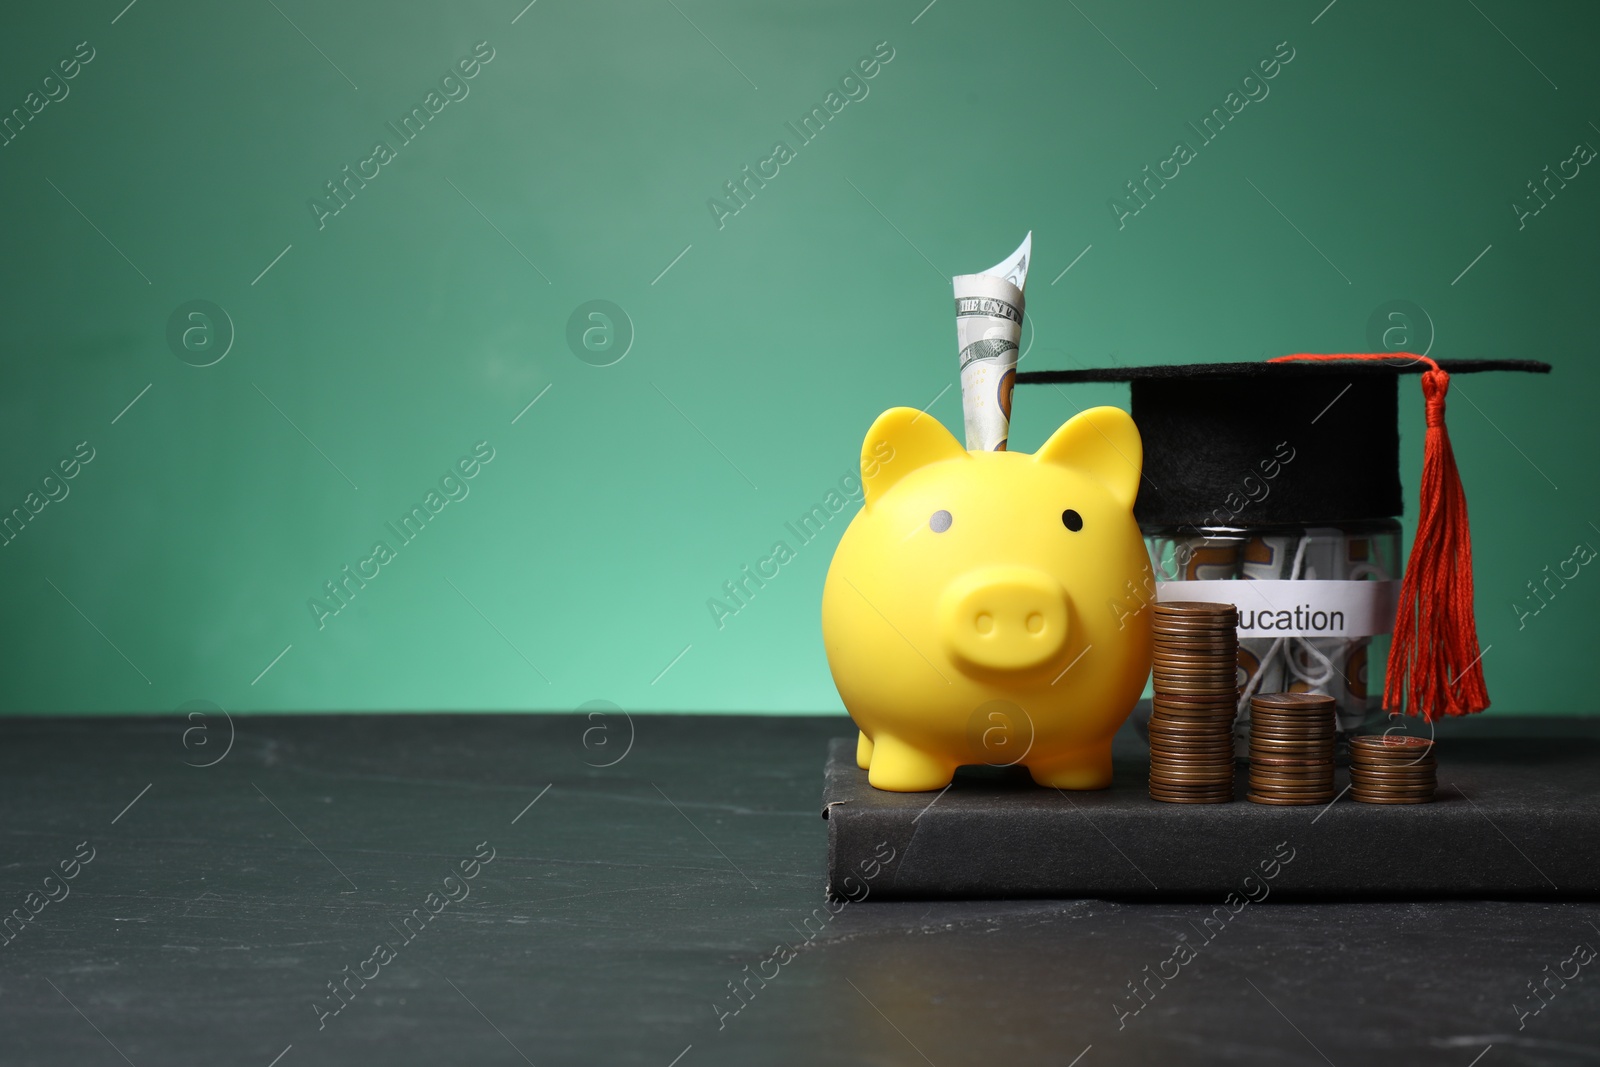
[1148,601,1239,804]
[1349,735,1437,803]
[1247,692,1335,805]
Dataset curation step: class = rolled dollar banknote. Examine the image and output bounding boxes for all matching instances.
[954,232,1031,451]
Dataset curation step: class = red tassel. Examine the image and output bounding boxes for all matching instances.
[1269,353,1489,720]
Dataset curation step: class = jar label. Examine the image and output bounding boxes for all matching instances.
[1155,579,1399,637]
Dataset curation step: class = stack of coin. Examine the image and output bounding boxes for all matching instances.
[1247,693,1335,805]
[1148,601,1239,804]
[1349,735,1437,804]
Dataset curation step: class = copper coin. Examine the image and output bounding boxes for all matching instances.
[1151,624,1237,636]
[1154,681,1240,695]
[1249,713,1336,728]
[1150,726,1236,740]
[1251,691,1336,708]
[1351,778,1437,791]
[1152,707,1236,720]
[1248,739,1337,748]
[1150,771,1235,785]
[1154,600,1238,615]
[1249,715,1335,729]
[1350,781,1438,795]
[1151,739,1235,751]
[1250,724,1334,736]
[1248,756,1332,769]
[1152,755,1236,767]
[1249,721,1334,734]
[1149,709,1236,722]
[1248,751,1331,762]
[1149,758,1235,773]
[1350,793,1434,805]
[1348,770,1436,784]
[1249,777,1335,792]
[1153,666,1240,679]
[1149,782,1235,797]
[1246,792,1332,805]
[1351,749,1437,763]
[1149,794,1233,804]
[1152,663,1238,677]
[1350,751,1440,767]
[1350,734,1434,753]
[1154,688,1240,700]
[1350,766,1437,781]
[1151,698,1238,712]
[1248,780,1335,792]
[1152,757,1236,768]
[1152,777,1235,793]
[1350,763,1436,776]
[1249,765,1334,780]
[1249,764,1334,779]
[1250,706,1335,719]
[1248,755,1331,768]
[1249,778,1335,790]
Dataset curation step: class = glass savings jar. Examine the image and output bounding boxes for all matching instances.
[1016,359,1420,741]
[1018,353,1552,736]
[1144,521,1400,734]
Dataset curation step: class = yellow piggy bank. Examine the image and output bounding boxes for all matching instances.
[821,406,1153,792]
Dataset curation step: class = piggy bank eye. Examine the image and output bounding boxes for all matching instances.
[1061,509,1083,532]
[929,510,952,533]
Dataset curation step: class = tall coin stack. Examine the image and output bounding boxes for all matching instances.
[1349,735,1437,803]
[1148,601,1240,804]
[1247,693,1335,805]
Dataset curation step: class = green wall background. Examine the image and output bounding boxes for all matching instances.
[1,0,1593,715]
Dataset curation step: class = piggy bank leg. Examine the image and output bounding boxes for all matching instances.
[866,734,957,792]
[1026,739,1114,790]
[856,730,874,770]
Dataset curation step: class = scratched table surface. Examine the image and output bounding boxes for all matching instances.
[1,713,1597,1067]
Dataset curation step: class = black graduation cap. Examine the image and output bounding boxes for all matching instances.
[1016,357,1549,526]
[1017,353,1553,721]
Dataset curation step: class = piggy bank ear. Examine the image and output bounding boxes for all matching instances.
[861,407,968,508]
[1033,405,1142,511]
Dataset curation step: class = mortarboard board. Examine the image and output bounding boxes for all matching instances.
[1017,353,1552,722]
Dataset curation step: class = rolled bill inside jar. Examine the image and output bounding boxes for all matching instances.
[954,231,1031,451]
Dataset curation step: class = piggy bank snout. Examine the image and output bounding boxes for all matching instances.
[939,565,1069,673]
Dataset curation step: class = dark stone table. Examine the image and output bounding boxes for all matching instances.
[2,712,1597,1066]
